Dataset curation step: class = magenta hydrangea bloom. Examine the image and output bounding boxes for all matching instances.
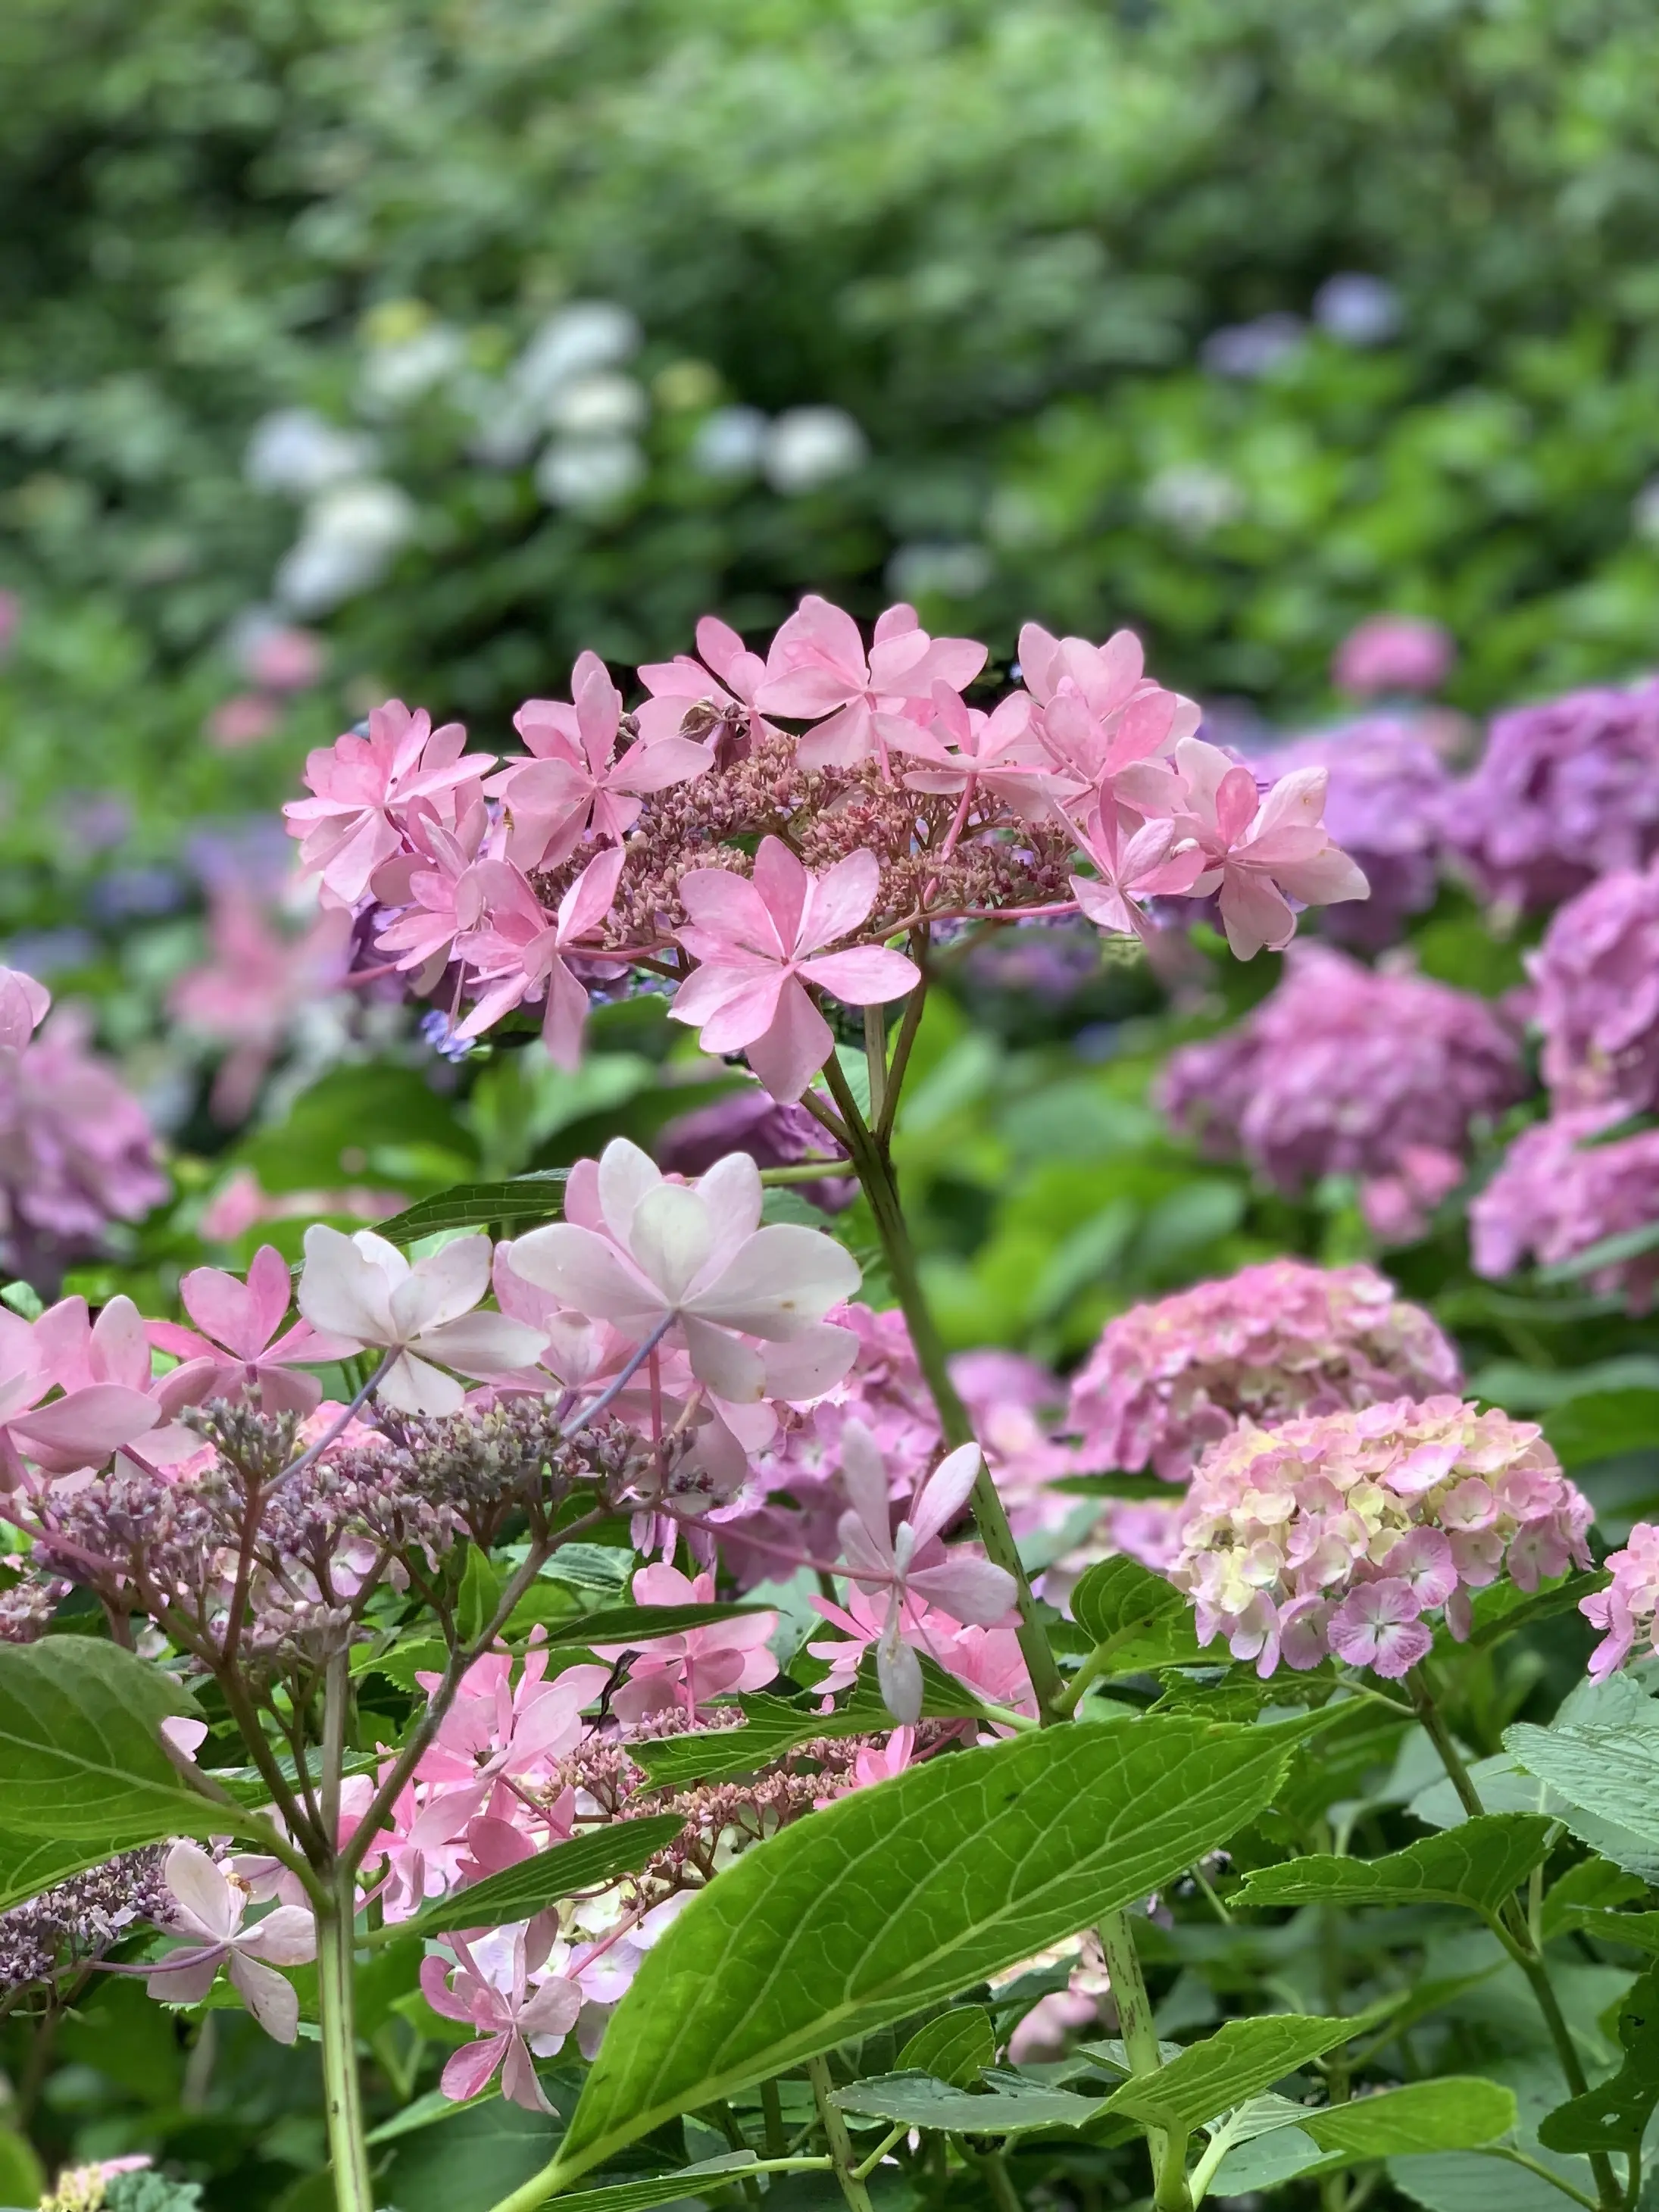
[1068,1259,1461,1483]
[1251,718,1451,948]
[1158,943,1524,1239]
[1444,676,1659,912]
[0,999,167,1279]
[1528,861,1659,1112]
[1170,1397,1593,1679]
[1332,614,1454,699]
[1470,1108,1659,1313]
[1582,1522,1659,1679]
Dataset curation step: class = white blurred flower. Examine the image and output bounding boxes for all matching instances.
[1142,462,1246,538]
[886,542,993,601]
[691,405,769,478]
[274,480,417,613]
[1313,273,1401,348]
[764,407,867,494]
[360,323,467,412]
[535,438,645,511]
[513,303,641,411]
[547,373,649,438]
[245,409,378,498]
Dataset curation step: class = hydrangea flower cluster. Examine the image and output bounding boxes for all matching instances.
[0,966,167,1284]
[0,1848,166,2000]
[1444,674,1659,912]
[1470,1107,1659,1313]
[1249,718,1451,948]
[1581,1522,1659,1679]
[281,603,1367,1100]
[1527,860,1659,1113]
[1067,1259,1463,1482]
[1331,614,1454,699]
[1158,943,1524,1239]
[1170,1396,1593,1678]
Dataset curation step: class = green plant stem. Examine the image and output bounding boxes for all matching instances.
[761,2075,786,2158]
[819,1051,1065,1723]
[851,2123,908,2181]
[1098,1911,1188,2212]
[488,2157,833,2212]
[317,1882,374,2212]
[808,2054,876,2212]
[1478,2146,1601,2211]
[1408,1668,1620,2212]
[981,2148,1025,2212]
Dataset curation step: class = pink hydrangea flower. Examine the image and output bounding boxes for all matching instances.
[486,650,712,870]
[756,596,986,772]
[1159,942,1523,1236]
[590,1563,777,1722]
[283,701,496,907]
[451,846,626,1068]
[1068,1259,1461,1482]
[0,1299,159,1489]
[1528,861,1659,1113]
[1581,1522,1659,1679]
[1332,614,1454,698]
[635,614,772,748]
[670,837,920,1102]
[420,1926,583,2111]
[140,1841,315,2044]
[1170,1396,1592,1679]
[1470,1108,1659,1313]
[146,1244,358,1417]
[169,887,354,1123]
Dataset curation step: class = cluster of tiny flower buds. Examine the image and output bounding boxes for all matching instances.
[0,1848,167,2000]
[1169,1395,1593,1679]
[280,601,1367,1103]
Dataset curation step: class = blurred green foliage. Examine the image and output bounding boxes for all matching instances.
[8,0,1659,859]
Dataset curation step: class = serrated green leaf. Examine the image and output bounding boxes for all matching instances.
[395,1815,685,1942]
[1505,1719,1659,1879]
[831,2067,1103,2134]
[1233,1815,1553,1927]
[1304,2078,1516,2157]
[540,1601,773,1649]
[1069,1555,1204,1673]
[0,1641,228,1851]
[543,1716,1304,2189]
[374,1172,569,1245]
[895,2007,996,2087]
[1100,2007,1395,2139]
[1211,2123,1323,2193]
[1539,1968,1659,2157]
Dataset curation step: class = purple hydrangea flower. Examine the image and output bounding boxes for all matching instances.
[1470,1108,1659,1313]
[655,1086,853,1212]
[1529,861,1659,1111]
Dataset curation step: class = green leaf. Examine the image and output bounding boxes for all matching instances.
[1233,1815,1554,1928]
[895,2007,996,2087]
[0,1641,228,1851]
[1304,2078,1517,2158]
[373,1171,569,1245]
[1539,1968,1659,2157]
[377,2094,559,2212]
[1505,1718,1659,1879]
[1211,2123,1323,2194]
[1463,1571,1607,1650]
[1389,2154,1584,2212]
[1100,2007,1395,2139]
[540,1601,774,1649]
[1538,1219,1659,1282]
[517,2154,789,2212]
[546,1715,1304,2188]
[456,1545,502,1646]
[1070,1555,1203,1673]
[831,2067,1104,2134]
[1563,1909,1659,1954]
[0,2127,43,2208]
[627,1652,999,1789]
[1542,1389,1659,1469]
[396,1816,686,1942]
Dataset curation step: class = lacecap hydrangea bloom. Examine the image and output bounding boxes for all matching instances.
[1470,1107,1659,1314]
[1528,860,1659,1113]
[1444,674,1659,913]
[1068,1259,1462,1482]
[1170,1396,1593,1678]
[1158,943,1524,1240]
[1582,1522,1659,1679]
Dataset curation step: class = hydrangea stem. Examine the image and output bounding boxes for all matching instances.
[1098,1911,1188,2212]
[317,1880,374,2212]
[817,1050,1067,1723]
[808,2054,876,2212]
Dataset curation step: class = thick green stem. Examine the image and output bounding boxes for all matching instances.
[1409,1669,1619,2212]
[808,2054,876,2212]
[317,1886,374,2212]
[1098,1910,1188,2212]
[820,1054,1066,1722]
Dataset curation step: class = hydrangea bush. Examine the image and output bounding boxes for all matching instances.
[6,600,1659,2212]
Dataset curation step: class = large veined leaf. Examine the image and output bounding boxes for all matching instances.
[831,2068,1104,2134]
[1538,1969,1659,2157]
[1504,1720,1659,1878]
[1069,1556,1204,1674]
[395,1817,686,1942]
[894,2007,996,2086]
[540,1716,1308,2189]
[1210,2080,1517,2195]
[375,1171,569,1245]
[538,1602,773,1649]
[0,1641,228,1849]
[1233,1815,1552,1928]
[1542,1388,1659,1469]
[1099,2010,1394,2140]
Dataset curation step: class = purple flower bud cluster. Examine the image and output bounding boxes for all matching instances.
[1158,943,1524,1238]
[1443,676,1659,913]
[1068,1259,1462,1482]
[0,1848,167,1997]
[1470,1107,1659,1313]
[1528,860,1659,1112]
[655,1086,853,1212]
[1251,719,1451,948]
